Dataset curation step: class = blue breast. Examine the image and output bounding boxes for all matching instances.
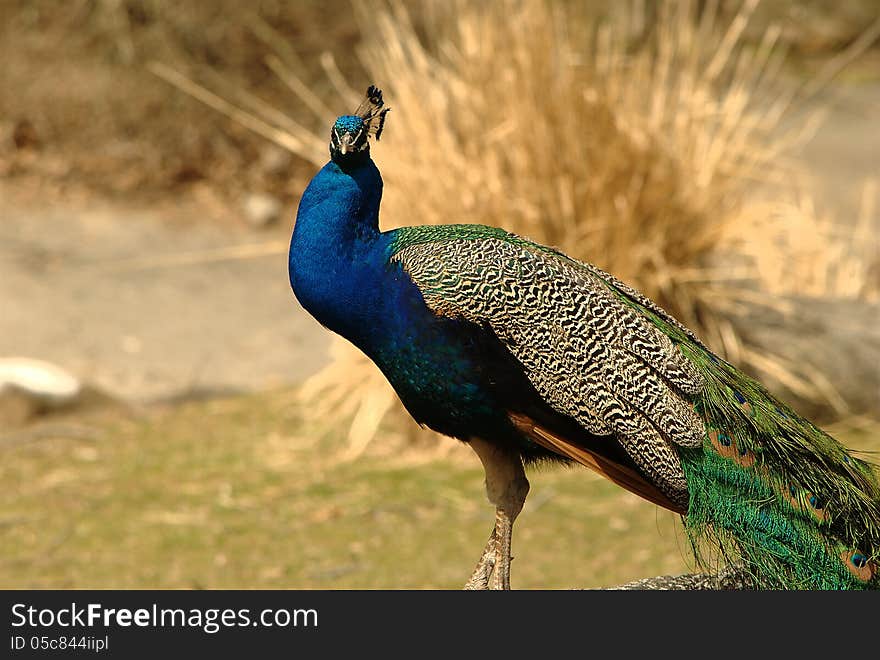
[289,157,501,438]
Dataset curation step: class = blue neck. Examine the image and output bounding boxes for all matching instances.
[289,155,390,338]
[293,155,383,241]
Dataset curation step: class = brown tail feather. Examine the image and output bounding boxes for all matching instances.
[508,412,687,515]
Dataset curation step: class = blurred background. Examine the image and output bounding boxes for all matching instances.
[1,0,878,588]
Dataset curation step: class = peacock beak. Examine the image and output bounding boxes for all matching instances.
[338,133,353,155]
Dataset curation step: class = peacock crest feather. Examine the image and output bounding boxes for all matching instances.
[329,86,390,159]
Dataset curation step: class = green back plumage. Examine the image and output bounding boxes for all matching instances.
[390,223,880,589]
[389,223,529,254]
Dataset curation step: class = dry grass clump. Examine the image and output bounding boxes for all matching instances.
[731,180,879,302]
[154,0,877,456]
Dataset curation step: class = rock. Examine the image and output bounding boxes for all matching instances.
[0,357,83,426]
[0,357,82,409]
[242,192,283,228]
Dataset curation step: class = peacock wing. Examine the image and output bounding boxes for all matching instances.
[390,228,707,509]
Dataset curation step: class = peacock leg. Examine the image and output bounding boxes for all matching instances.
[463,526,497,590]
[489,506,515,590]
[466,438,530,590]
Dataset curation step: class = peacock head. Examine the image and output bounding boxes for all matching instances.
[330,85,390,163]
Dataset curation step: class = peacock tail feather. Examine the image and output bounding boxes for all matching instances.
[678,346,880,589]
[616,284,880,589]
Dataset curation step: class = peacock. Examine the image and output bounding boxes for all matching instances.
[288,86,880,590]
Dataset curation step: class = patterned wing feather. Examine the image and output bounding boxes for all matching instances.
[391,231,706,507]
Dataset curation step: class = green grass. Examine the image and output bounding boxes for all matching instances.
[1,392,875,589]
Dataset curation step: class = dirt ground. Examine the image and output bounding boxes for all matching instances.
[0,180,327,404]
